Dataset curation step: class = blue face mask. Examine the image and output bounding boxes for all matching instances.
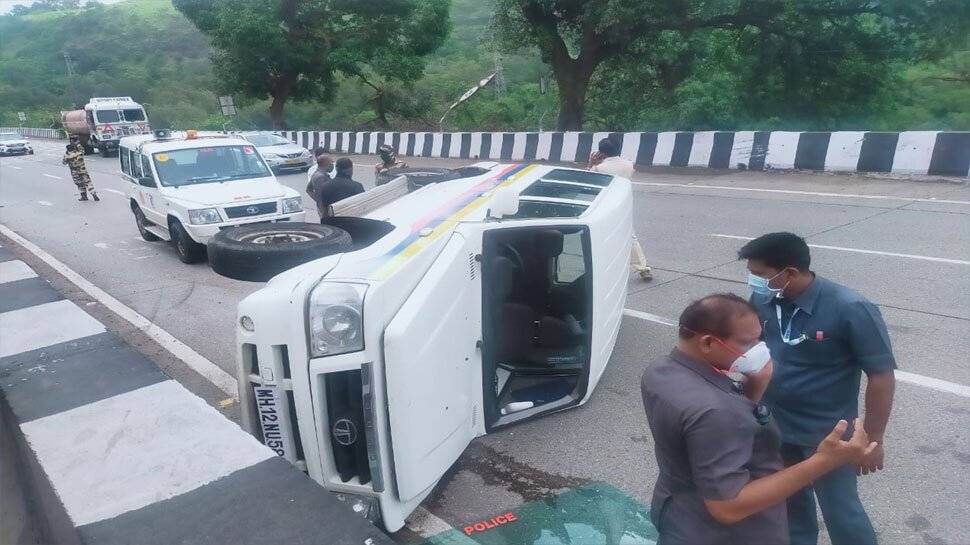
[747,271,787,299]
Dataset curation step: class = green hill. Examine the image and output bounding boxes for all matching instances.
[0,0,966,131]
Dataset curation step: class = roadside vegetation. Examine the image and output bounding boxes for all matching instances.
[0,0,967,131]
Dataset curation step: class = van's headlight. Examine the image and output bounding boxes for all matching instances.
[188,208,221,224]
[281,196,302,214]
[308,283,366,357]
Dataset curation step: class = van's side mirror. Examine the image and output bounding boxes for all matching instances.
[138,176,156,188]
[488,188,520,220]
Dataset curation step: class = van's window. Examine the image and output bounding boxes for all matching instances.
[556,231,586,283]
[507,201,587,219]
[141,155,154,182]
[522,181,601,202]
[121,109,145,122]
[95,110,120,123]
[542,169,613,187]
[129,149,142,177]
[120,148,130,174]
[243,133,290,146]
[152,145,270,187]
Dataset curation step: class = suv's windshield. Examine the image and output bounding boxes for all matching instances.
[95,110,121,123]
[244,134,290,147]
[152,145,271,187]
[0,133,19,141]
[122,109,145,121]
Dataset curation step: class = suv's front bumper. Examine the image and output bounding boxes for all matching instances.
[187,211,307,244]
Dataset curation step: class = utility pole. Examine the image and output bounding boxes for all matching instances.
[493,52,507,98]
[63,51,79,108]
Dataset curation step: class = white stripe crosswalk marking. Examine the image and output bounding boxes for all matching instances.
[0,260,38,284]
[710,234,970,265]
[21,380,274,526]
[0,299,106,357]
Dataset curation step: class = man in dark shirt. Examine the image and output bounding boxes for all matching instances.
[738,232,896,545]
[316,157,364,220]
[306,153,334,219]
[641,293,877,545]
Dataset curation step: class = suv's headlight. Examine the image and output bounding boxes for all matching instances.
[308,283,366,357]
[281,196,302,214]
[188,208,221,224]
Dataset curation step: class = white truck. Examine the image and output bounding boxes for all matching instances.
[230,162,633,530]
[62,96,151,157]
[118,131,306,263]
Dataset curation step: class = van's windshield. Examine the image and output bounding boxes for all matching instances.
[152,145,271,187]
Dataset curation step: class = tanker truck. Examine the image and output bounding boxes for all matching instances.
[61,97,151,157]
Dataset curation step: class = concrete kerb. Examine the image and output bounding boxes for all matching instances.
[279,129,970,177]
[0,234,393,545]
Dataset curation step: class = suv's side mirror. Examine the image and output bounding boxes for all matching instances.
[138,176,156,188]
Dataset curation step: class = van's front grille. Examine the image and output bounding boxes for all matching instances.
[225,201,277,218]
[326,369,372,485]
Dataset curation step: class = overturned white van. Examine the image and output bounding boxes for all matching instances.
[235,163,633,531]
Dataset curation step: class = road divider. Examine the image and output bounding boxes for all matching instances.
[0,240,393,545]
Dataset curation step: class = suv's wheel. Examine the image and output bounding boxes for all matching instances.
[132,205,160,242]
[208,222,352,282]
[170,220,205,264]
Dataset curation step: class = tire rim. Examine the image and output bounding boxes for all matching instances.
[239,230,323,244]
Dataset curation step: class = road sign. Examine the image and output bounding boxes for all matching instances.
[219,96,236,117]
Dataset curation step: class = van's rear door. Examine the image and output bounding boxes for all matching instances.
[383,232,483,503]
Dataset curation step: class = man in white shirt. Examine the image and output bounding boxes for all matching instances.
[590,138,652,280]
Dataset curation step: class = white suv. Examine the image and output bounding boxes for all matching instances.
[119,131,306,263]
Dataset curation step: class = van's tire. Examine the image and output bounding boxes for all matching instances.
[208,222,352,282]
[132,205,160,242]
[170,219,206,264]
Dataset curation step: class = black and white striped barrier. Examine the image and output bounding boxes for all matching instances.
[281,130,970,177]
[0,239,392,545]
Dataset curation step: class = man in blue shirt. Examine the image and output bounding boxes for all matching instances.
[738,232,897,545]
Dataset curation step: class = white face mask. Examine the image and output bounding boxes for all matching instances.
[731,341,772,375]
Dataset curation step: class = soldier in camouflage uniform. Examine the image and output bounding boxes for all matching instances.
[63,136,98,201]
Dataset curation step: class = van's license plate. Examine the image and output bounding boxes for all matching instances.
[253,385,297,462]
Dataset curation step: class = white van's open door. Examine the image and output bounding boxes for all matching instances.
[383,233,483,507]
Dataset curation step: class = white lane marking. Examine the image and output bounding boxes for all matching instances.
[37,200,53,206]
[101,188,125,196]
[0,225,238,396]
[9,165,23,170]
[710,234,970,266]
[21,380,274,526]
[0,299,106,357]
[0,260,38,284]
[93,242,109,249]
[406,506,463,540]
[622,308,678,326]
[42,173,62,180]
[623,308,970,398]
[896,370,970,398]
[632,181,970,206]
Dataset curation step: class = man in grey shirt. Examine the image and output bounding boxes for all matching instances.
[641,293,877,545]
[306,154,334,220]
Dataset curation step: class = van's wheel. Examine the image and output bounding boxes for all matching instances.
[99,147,110,158]
[170,220,205,264]
[208,222,352,282]
[132,205,159,242]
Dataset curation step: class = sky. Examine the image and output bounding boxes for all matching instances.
[0,0,127,15]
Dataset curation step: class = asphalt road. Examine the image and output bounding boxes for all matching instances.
[2,140,968,545]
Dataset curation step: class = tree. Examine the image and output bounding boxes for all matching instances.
[494,0,970,130]
[174,0,449,129]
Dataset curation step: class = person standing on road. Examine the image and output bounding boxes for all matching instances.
[588,137,652,280]
[738,232,896,545]
[315,157,364,221]
[306,153,334,220]
[641,293,879,545]
[62,136,98,202]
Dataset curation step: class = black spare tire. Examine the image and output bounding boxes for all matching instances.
[208,222,352,282]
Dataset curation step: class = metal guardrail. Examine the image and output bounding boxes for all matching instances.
[0,127,65,139]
